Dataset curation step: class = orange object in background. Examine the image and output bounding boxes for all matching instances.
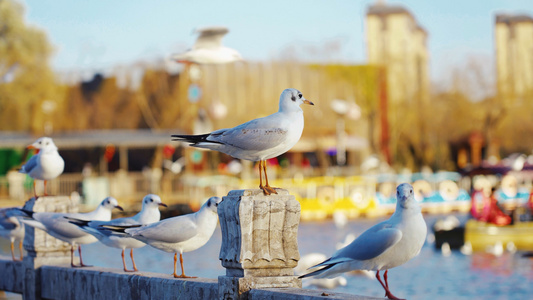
[471,189,511,226]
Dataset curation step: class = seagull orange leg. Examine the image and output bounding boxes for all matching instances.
[130,249,138,272]
[78,245,91,267]
[10,240,17,261]
[172,253,179,277]
[19,240,23,261]
[175,253,196,278]
[263,160,277,195]
[376,270,403,300]
[33,181,37,199]
[70,245,78,267]
[43,180,48,196]
[121,249,131,272]
[258,161,270,195]
[384,270,390,289]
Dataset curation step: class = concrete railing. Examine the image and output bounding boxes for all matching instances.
[0,191,378,300]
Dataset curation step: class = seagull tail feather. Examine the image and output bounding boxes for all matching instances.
[17,208,35,218]
[65,217,90,228]
[298,264,336,279]
[171,134,211,144]
[99,224,142,234]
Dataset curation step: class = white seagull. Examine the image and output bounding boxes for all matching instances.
[0,207,25,261]
[67,194,167,272]
[172,88,314,195]
[102,196,222,278]
[19,197,123,267]
[300,183,427,300]
[172,26,243,64]
[19,137,65,198]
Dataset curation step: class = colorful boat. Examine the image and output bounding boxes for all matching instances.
[465,219,533,251]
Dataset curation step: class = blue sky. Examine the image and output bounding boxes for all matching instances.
[23,0,533,83]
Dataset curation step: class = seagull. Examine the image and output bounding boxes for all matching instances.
[19,197,123,267]
[172,26,243,64]
[19,137,65,198]
[300,183,427,300]
[172,88,314,195]
[0,207,25,261]
[102,196,222,278]
[67,194,167,272]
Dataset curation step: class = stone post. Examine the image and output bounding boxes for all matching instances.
[21,196,78,300]
[218,189,301,300]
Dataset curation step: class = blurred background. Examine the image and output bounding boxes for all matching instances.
[1,1,533,299]
[0,0,532,214]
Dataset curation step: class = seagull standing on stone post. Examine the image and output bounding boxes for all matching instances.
[172,88,313,195]
[19,137,64,198]
[300,183,427,300]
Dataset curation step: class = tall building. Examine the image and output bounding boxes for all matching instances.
[366,2,429,105]
[495,14,533,104]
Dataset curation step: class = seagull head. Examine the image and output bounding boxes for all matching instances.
[279,88,314,113]
[396,183,416,209]
[142,194,167,210]
[28,137,58,153]
[100,197,124,212]
[203,196,222,213]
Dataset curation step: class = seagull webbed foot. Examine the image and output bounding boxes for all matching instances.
[264,186,278,195]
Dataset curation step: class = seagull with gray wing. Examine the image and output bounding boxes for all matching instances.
[19,137,64,198]
[300,183,427,300]
[101,197,222,278]
[172,88,313,195]
[172,26,243,64]
[67,194,167,272]
[0,207,25,261]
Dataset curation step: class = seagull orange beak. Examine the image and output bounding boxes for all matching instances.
[158,203,168,208]
[303,100,314,106]
[27,145,40,154]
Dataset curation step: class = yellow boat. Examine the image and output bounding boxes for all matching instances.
[465,219,533,251]
[241,175,383,221]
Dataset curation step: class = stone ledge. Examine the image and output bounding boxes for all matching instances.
[0,256,24,293]
[250,288,382,300]
[0,257,380,300]
[40,265,219,300]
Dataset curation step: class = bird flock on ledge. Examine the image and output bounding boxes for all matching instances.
[0,26,427,300]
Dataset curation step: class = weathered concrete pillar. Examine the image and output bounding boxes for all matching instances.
[21,196,78,300]
[218,189,301,300]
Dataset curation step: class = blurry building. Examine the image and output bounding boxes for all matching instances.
[365,2,429,105]
[365,2,430,167]
[495,14,533,104]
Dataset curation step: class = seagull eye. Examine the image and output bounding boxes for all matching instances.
[299,94,302,99]
[150,199,154,202]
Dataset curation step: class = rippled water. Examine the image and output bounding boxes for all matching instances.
[1,214,532,300]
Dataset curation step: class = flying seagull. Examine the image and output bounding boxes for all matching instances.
[171,26,243,64]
